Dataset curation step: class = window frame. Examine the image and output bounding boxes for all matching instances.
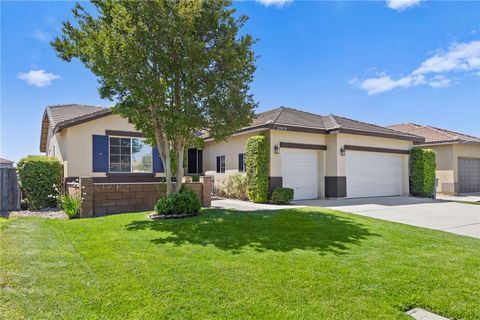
[108,136,153,173]
[238,153,246,172]
[216,155,226,173]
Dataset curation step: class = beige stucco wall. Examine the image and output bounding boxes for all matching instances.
[203,130,267,186]
[270,130,327,198]
[418,143,480,195]
[423,144,455,194]
[334,133,413,195]
[50,114,163,178]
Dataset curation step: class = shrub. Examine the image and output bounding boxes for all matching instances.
[216,173,248,200]
[410,148,436,197]
[17,156,62,209]
[155,186,201,215]
[59,194,81,219]
[245,135,269,203]
[271,188,294,204]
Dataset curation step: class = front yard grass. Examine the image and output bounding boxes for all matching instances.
[1,208,479,319]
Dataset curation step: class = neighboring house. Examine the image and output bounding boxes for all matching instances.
[40,104,423,200]
[0,158,14,168]
[387,123,480,194]
[203,107,423,200]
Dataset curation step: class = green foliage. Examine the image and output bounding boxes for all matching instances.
[271,188,294,205]
[59,194,81,219]
[17,156,62,209]
[52,0,257,193]
[245,135,269,203]
[410,148,436,197]
[155,186,201,215]
[216,173,248,200]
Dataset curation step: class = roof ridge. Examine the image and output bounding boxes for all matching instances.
[331,114,422,138]
[271,106,286,124]
[46,104,109,111]
[326,114,340,128]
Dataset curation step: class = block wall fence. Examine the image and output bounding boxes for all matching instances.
[69,176,211,217]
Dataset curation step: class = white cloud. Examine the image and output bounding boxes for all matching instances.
[18,69,60,87]
[386,0,421,11]
[256,0,293,7]
[32,30,51,43]
[413,41,480,74]
[353,40,480,95]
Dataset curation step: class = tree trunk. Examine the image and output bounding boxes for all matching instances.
[154,129,173,196]
[174,140,185,192]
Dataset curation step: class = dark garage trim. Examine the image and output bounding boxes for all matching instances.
[269,176,283,194]
[325,176,346,198]
[105,130,144,137]
[279,142,327,150]
[344,145,409,155]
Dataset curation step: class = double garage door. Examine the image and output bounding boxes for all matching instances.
[281,149,403,200]
[458,158,480,193]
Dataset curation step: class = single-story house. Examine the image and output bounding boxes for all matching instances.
[387,123,480,195]
[40,104,423,201]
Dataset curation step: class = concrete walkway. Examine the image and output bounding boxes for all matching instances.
[436,192,480,203]
[294,196,480,239]
[211,199,304,211]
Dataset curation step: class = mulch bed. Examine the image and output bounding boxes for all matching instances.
[148,212,199,220]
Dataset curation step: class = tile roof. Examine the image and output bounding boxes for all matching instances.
[40,104,112,152]
[387,123,480,145]
[248,107,423,141]
[0,157,14,164]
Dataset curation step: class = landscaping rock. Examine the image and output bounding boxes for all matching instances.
[2,208,67,219]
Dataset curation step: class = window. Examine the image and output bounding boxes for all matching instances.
[238,153,246,172]
[188,148,203,174]
[216,155,225,173]
[109,137,152,173]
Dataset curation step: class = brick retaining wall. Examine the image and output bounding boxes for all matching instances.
[75,177,211,217]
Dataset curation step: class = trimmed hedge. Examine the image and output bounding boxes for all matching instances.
[410,148,436,197]
[245,135,269,203]
[271,187,294,205]
[17,156,62,209]
[155,186,201,215]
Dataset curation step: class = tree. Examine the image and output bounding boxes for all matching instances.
[52,0,256,195]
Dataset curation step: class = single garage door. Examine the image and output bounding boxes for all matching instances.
[281,149,318,200]
[458,158,480,193]
[346,151,403,198]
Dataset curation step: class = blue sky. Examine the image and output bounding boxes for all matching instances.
[1,0,479,162]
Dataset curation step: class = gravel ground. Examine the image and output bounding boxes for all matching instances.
[1,208,67,219]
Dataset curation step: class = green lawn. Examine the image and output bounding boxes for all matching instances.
[1,208,479,320]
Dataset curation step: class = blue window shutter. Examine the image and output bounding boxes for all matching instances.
[153,147,164,173]
[92,135,109,172]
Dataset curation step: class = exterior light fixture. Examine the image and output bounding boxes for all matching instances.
[274,144,280,154]
[340,147,346,156]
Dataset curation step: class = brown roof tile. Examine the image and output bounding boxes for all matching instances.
[387,123,480,145]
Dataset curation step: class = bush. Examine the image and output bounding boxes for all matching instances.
[17,156,62,209]
[271,188,294,204]
[155,186,202,215]
[245,135,269,203]
[59,194,81,218]
[216,173,248,200]
[410,148,436,197]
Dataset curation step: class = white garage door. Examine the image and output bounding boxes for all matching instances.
[346,151,403,198]
[281,149,318,200]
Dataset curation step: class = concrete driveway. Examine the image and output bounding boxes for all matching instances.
[294,196,480,239]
